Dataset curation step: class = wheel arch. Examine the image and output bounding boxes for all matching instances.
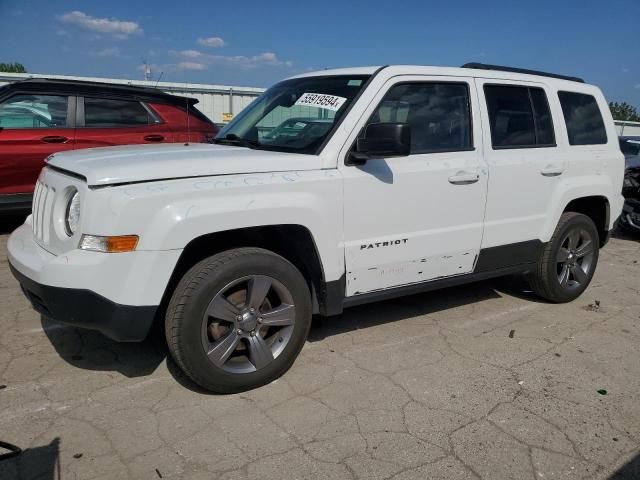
[157,225,333,321]
[562,195,610,247]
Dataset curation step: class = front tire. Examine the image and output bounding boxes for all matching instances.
[528,212,599,303]
[165,248,312,393]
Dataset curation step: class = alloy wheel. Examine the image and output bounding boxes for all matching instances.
[201,275,296,374]
[556,228,595,291]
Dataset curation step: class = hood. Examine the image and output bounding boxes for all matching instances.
[46,143,322,186]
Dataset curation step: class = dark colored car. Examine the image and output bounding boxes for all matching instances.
[619,137,640,233]
[0,79,218,212]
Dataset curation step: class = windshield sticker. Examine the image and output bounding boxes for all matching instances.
[294,93,347,112]
[348,79,363,86]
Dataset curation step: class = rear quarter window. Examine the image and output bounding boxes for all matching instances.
[558,91,607,146]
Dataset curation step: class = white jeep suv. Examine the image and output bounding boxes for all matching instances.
[8,64,625,392]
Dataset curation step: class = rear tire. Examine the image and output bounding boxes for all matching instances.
[165,247,312,393]
[528,212,599,303]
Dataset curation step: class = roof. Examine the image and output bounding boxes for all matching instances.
[0,78,200,106]
[291,64,589,86]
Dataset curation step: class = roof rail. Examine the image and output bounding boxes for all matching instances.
[462,62,584,83]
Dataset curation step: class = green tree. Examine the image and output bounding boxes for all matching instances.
[0,62,27,73]
[609,101,640,122]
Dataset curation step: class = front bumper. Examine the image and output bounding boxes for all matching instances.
[10,264,156,341]
[8,220,182,341]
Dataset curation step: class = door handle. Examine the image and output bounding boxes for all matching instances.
[144,134,164,142]
[448,171,480,185]
[541,165,564,177]
[41,135,68,144]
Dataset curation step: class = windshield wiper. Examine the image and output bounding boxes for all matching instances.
[213,133,260,149]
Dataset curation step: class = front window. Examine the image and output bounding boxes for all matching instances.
[0,94,69,129]
[215,75,370,154]
[362,82,473,154]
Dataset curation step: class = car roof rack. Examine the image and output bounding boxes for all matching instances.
[462,63,584,83]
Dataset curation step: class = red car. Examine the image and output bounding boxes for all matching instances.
[0,78,218,212]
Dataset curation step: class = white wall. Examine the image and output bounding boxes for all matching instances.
[616,121,640,137]
[0,72,265,125]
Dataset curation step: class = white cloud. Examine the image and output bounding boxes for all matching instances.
[56,29,70,37]
[197,36,225,48]
[92,47,120,57]
[60,11,142,37]
[172,50,292,70]
[218,52,293,69]
[176,61,207,71]
[180,49,202,59]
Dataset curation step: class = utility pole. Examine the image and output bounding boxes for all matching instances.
[143,61,151,81]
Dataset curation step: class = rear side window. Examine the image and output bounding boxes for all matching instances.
[365,82,473,154]
[484,85,555,148]
[83,98,152,127]
[558,91,607,145]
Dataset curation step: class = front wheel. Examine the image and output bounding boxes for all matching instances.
[165,248,312,393]
[528,212,599,303]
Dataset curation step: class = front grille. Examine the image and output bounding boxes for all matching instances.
[32,180,56,244]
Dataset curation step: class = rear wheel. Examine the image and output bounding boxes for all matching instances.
[528,212,599,303]
[165,248,312,393]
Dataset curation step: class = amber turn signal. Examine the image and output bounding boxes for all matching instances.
[80,234,139,253]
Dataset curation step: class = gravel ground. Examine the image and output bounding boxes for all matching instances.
[1,220,639,480]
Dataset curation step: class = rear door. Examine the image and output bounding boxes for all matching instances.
[74,96,173,149]
[474,79,564,250]
[0,93,75,195]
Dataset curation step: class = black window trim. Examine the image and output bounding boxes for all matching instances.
[557,90,608,147]
[0,92,75,129]
[484,83,557,151]
[76,95,163,128]
[349,80,476,159]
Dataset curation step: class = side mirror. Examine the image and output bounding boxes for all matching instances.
[347,122,411,166]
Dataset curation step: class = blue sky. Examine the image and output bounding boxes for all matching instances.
[0,0,638,107]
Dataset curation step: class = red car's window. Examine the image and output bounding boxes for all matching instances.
[83,98,153,127]
[0,94,69,129]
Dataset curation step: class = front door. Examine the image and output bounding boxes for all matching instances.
[341,77,488,296]
[0,93,75,196]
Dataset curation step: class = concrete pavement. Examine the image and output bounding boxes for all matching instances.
[1,224,639,479]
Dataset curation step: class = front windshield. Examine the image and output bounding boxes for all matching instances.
[215,75,370,154]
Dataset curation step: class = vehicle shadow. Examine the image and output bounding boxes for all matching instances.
[0,438,60,480]
[41,275,538,393]
[41,316,167,379]
[610,451,640,479]
[308,276,534,342]
[0,214,28,235]
[611,226,639,241]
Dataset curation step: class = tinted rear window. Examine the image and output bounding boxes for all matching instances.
[558,92,607,145]
[484,85,555,148]
[84,98,151,127]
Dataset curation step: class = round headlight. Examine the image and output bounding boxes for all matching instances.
[65,190,80,236]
